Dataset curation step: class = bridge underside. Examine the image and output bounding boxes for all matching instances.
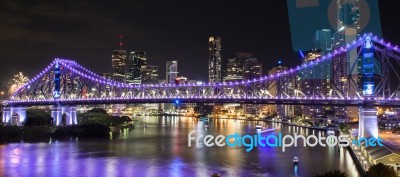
[2,106,77,126]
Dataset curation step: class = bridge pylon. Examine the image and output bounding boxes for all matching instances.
[2,106,27,126]
[51,106,77,126]
[358,34,378,139]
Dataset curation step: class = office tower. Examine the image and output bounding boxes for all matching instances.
[223,52,253,82]
[314,29,332,53]
[243,58,262,80]
[208,36,222,83]
[112,50,127,82]
[223,55,243,82]
[332,28,358,96]
[337,0,360,32]
[267,61,294,118]
[126,51,147,85]
[166,60,178,84]
[251,64,262,78]
[243,58,257,80]
[242,57,262,116]
[300,49,324,118]
[313,29,333,96]
[142,65,159,84]
[331,0,361,119]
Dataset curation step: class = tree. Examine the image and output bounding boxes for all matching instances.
[78,111,111,125]
[8,72,29,95]
[366,163,398,177]
[315,170,348,177]
[25,108,53,126]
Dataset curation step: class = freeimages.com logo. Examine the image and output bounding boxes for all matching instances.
[188,130,383,152]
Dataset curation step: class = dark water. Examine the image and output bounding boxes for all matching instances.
[0,116,360,177]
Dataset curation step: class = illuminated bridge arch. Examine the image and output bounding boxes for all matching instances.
[5,33,400,107]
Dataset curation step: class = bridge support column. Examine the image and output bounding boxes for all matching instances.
[2,106,27,126]
[62,106,77,125]
[51,106,62,125]
[358,107,378,138]
[51,106,78,126]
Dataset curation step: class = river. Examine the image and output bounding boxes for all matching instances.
[0,116,360,177]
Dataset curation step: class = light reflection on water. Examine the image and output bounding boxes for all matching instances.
[0,116,360,177]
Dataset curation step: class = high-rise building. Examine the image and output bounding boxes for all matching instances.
[142,65,158,84]
[166,60,178,84]
[337,0,360,32]
[252,64,262,78]
[242,57,263,116]
[268,60,294,118]
[112,50,127,82]
[314,29,332,53]
[223,55,243,82]
[224,52,257,82]
[126,51,147,85]
[332,27,358,97]
[331,0,361,119]
[243,58,262,80]
[300,49,324,118]
[208,36,222,83]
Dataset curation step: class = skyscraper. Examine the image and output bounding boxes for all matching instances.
[332,0,361,119]
[337,0,360,32]
[166,60,178,84]
[224,52,256,82]
[251,63,262,79]
[313,29,332,98]
[223,55,243,82]
[208,36,222,83]
[314,29,332,53]
[243,58,262,80]
[300,49,324,118]
[126,51,147,85]
[268,60,294,118]
[142,65,159,84]
[112,50,127,82]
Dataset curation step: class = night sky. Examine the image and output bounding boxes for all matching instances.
[0,0,398,91]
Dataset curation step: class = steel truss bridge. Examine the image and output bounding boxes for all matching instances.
[3,33,400,136]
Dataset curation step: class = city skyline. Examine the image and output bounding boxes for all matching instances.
[2,1,400,176]
[0,1,398,90]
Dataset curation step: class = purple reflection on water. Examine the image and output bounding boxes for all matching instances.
[0,117,361,177]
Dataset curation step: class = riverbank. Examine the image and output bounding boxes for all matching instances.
[199,116,264,121]
[264,119,339,131]
[346,145,367,176]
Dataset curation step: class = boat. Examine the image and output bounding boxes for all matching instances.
[257,128,276,133]
[293,156,299,165]
[255,124,262,129]
[199,117,209,122]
